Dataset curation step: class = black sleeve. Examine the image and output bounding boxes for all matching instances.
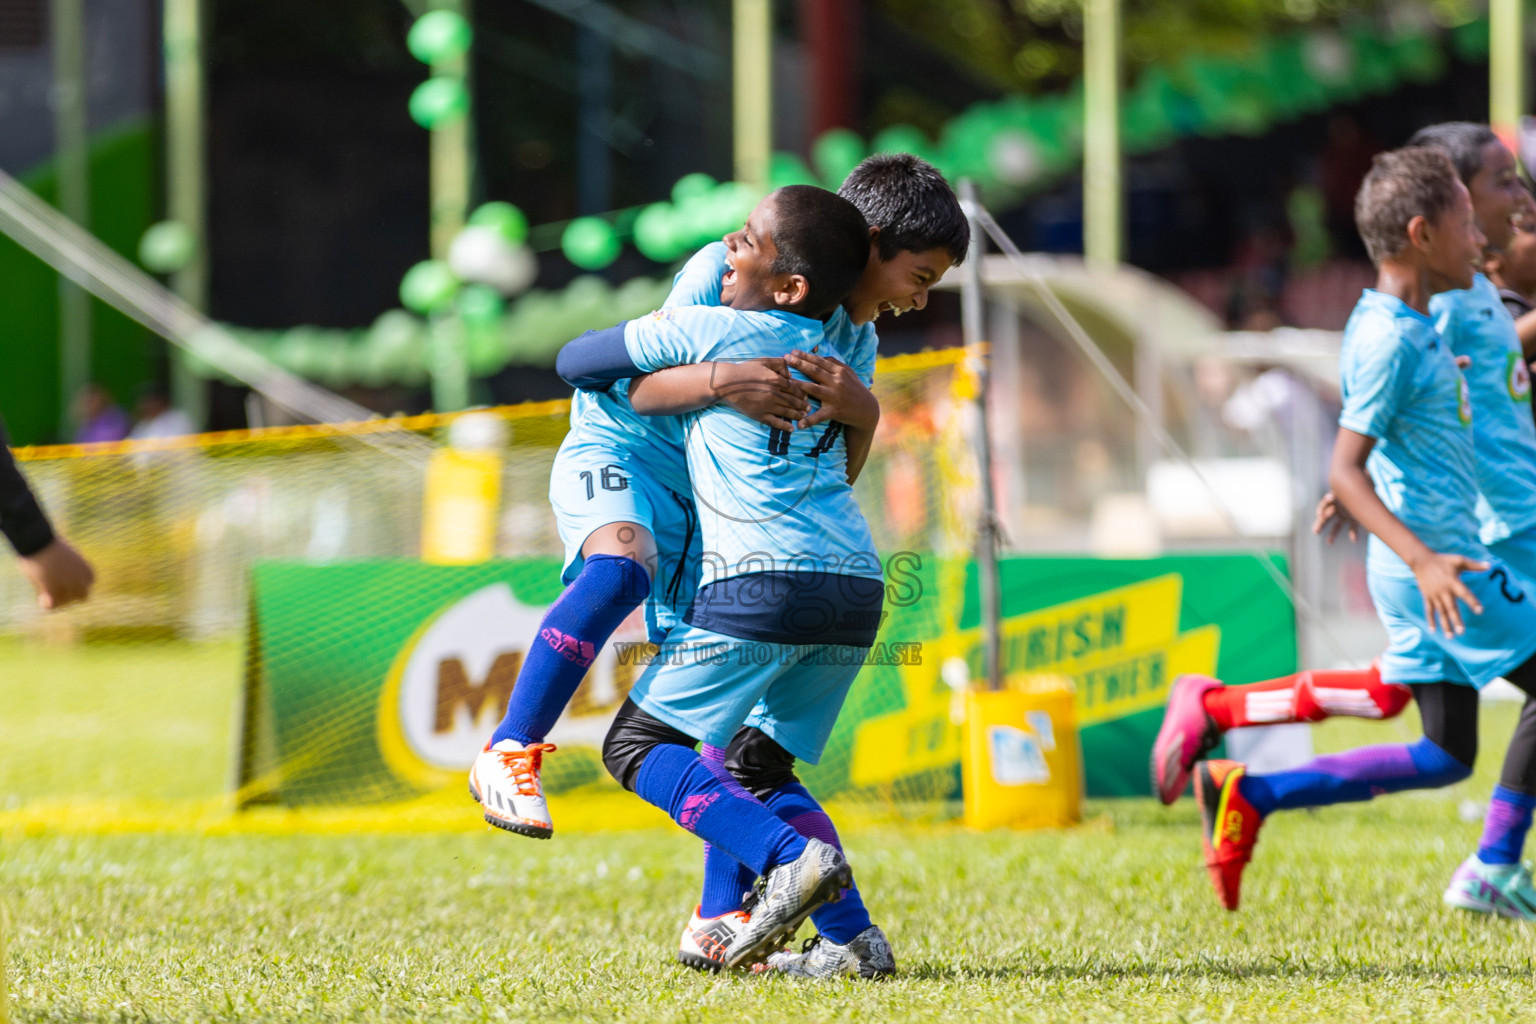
[1498,287,1534,321]
[0,415,56,557]
[554,324,641,392]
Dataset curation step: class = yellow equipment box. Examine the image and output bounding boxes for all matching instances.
[962,677,1083,831]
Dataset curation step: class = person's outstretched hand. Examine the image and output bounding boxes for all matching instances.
[17,537,95,609]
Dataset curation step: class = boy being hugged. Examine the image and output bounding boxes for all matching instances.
[561,185,892,973]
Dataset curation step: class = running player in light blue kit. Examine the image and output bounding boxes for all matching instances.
[1189,147,1536,917]
[1314,124,1536,912]
[562,186,902,974]
[1412,123,1536,583]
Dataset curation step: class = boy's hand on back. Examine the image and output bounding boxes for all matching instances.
[785,350,880,431]
[1410,550,1487,636]
[713,358,810,432]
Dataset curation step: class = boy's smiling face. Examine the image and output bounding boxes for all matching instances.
[1468,140,1525,253]
[1423,180,1486,293]
[721,196,808,313]
[725,219,953,326]
[844,241,953,326]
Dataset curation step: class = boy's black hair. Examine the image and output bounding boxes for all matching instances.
[838,153,970,265]
[767,184,871,317]
[1354,147,1463,265]
[1407,122,1500,185]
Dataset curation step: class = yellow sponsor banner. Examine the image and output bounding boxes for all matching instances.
[1073,623,1220,727]
[850,574,1220,787]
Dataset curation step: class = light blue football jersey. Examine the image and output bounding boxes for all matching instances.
[558,246,729,497]
[1429,273,1536,544]
[624,305,882,585]
[1339,289,1486,579]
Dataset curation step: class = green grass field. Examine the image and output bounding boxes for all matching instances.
[3,641,1536,1021]
[4,708,1536,1021]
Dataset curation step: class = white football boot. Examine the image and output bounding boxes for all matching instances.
[763,925,896,979]
[676,905,753,972]
[468,739,557,839]
[724,839,852,969]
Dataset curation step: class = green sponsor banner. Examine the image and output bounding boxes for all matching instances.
[239,553,1294,806]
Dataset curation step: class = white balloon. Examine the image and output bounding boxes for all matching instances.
[1303,32,1351,83]
[448,227,539,294]
[988,131,1041,187]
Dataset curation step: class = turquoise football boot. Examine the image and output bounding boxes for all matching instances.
[1443,855,1536,920]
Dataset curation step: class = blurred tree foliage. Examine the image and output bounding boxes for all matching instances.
[875,0,1482,91]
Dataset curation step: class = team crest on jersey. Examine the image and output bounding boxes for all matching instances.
[648,308,674,322]
[1508,352,1532,403]
[1457,375,1473,425]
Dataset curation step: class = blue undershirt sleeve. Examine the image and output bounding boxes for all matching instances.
[555,324,641,391]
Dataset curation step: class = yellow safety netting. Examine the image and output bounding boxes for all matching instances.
[0,349,980,833]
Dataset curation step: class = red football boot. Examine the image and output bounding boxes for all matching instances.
[1194,759,1265,911]
[1150,674,1224,805]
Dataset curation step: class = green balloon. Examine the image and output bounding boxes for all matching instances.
[138,221,195,273]
[457,284,504,327]
[871,124,930,159]
[407,10,472,65]
[710,181,760,233]
[400,260,460,314]
[768,152,818,188]
[672,197,715,247]
[467,201,528,244]
[409,76,469,129]
[633,203,683,262]
[812,128,866,188]
[562,217,620,270]
[671,172,717,205]
[466,324,511,377]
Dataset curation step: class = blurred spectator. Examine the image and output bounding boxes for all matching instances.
[72,383,130,444]
[129,385,196,440]
[1318,114,1380,255]
[1286,179,1332,271]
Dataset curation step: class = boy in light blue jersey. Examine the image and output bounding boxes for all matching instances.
[1303,124,1536,914]
[1412,123,1536,583]
[469,156,969,852]
[1187,147,1536,918]
[561,185,912,975]
[466,233,810,841]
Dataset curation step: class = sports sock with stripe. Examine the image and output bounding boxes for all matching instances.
[492,554,650,745]
[762,783,872,944]
[1202,667,1412,730]
[699,744,761,919]
[1238,736,1471,816]
[634,744,807,875]
[1478,786,1536,865]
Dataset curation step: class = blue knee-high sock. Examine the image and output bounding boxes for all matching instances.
[1478,786,1536,865]
[699,745,760,919]
[763,783,871,944]
[634,744,807,874]
[1239,736,1471,816]
[492,554,650,745]
[696,779,874,941]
